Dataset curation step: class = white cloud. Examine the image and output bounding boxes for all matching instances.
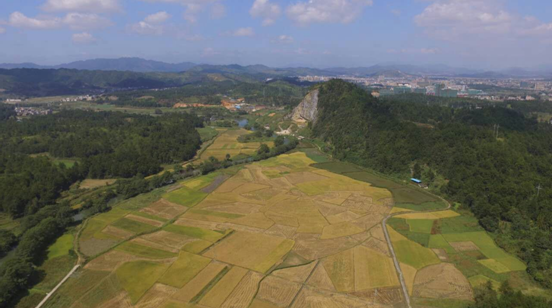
[210,3,226,19]
[202,47,220,57]
[414,0,551,41]
[0,27,5,34]
[9,11,111,30]
[63,13,112,30]
[129,12,172,35]
[391,9,400,16]
[72,32,96,44]
[272,34,294,44]
[250,0,281,26]
[144,11,171,24]
[139,0,222,23]
[42,0,120,13]
[9,12,62,29]
[286,0,373,25]
[231,27,255,37]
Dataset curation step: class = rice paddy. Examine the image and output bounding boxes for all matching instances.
[387,199,529,306]
[46,150,534,308]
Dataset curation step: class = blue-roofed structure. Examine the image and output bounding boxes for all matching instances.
[411,178,422,183]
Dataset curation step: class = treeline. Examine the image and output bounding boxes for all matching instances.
[311,80,552,287]
[0,168,175,308]
[0,204,73,307]
[471,281,550,308]
[381,93,552,121]
[96,79,306,108]
[0,110,203,217]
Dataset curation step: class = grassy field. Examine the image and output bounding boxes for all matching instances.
[387,205,534,306]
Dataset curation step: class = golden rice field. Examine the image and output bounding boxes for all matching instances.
[200,128,273,161]
[48,152,412,308]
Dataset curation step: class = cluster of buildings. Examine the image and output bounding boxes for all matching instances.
[298,73,551,101]
[220,97,266,113]
[15,107,52,117]
[61,95,96,102]
[376,83,485,98]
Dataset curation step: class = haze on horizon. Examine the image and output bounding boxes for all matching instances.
[0,0,551,70]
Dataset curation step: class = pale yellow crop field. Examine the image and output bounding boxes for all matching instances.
[48,152,409,308]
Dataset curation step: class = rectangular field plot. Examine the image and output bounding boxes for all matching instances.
[203,231,294,273]
[116,260,169,304]
[199,266,248,307]
[163,224,226,243]
[111,218,157,234]
[407,219,435,233]
[172,262,227,303]
[158,251,211,288]
[115,241,177,259]
[442,232,526,271]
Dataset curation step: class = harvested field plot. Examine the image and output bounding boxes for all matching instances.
[159,251,211,287]
[116,261,169,304]
[412,263,473,301]
[140,199,187,220]
[203,231,294,273]
[199,266,248,307]
[172,262,227,303]
[115,241,177,259]
[63,151,534,308]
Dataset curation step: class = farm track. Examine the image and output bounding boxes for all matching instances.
[35,265,80,308]
[382,193,451,308]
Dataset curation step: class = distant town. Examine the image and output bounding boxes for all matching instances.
[298,74,552,101]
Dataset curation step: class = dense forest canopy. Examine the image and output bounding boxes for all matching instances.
[311,80,552,287]
[0,109,202,217]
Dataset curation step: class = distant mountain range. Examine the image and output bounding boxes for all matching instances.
[0,57,551,78]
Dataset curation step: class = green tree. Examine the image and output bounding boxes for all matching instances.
[258,144,270,154]
[413,162,422,179]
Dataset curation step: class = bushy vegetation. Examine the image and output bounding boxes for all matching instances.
[471,281,550,308]
[0,110,202,218]
[311,79,551,287]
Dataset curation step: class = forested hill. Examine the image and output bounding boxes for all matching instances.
[309,79,552,287]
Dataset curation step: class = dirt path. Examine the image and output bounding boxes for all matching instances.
[35,265,80,308]
[382,193,451,308]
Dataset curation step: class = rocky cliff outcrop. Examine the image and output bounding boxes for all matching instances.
[289,89,319,124]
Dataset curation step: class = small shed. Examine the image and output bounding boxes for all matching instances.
[411,178,422,184]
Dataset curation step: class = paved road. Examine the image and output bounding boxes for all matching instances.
[381,193,452,308]
[35,265,80,308]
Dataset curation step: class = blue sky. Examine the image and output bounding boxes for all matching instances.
[0,0,551,69]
